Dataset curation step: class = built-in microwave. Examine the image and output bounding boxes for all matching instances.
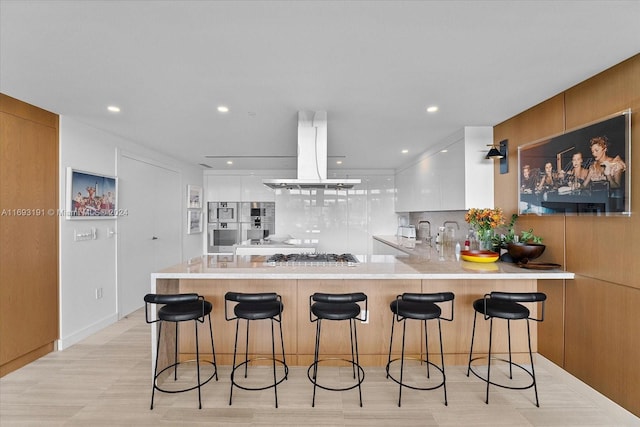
[208,202,238,223]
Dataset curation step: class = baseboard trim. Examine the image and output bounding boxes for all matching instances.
[57,312,119,350]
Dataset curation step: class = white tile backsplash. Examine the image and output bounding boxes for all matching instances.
[274,174,397,254]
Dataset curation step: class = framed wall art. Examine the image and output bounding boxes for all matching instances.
[66,168,118,219]
[187,185,202,209]
[518,109,631,216]
[187,210,203,234]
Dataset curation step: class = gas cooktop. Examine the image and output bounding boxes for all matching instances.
[266,253,359,267]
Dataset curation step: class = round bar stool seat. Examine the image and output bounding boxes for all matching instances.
[467,291,546,407]
[225,292,288,408]
[386,292,454,407]
[308,292,367,407]
[144,293,218,410]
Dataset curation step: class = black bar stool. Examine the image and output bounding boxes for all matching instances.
[386,292,455,406]
[224,292,288,408]
[144,293,218,410]
[467,291,546,406]
[308,292,367,407]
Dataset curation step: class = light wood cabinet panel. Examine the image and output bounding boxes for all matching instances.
[178,279,298,366]
[565,276,640,417]
[492,54,640,417]
[164,278,540,368]
[0,94,59,376]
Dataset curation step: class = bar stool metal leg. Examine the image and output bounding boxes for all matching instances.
[145,293,218,410]
[308,292,367,407]
[225,292,288,409]
[386,292,454,407]
[467,292,546,407]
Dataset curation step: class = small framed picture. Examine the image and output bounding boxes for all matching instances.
[66,168,118,219]
[187,185,202,209]
[187,210,203,234]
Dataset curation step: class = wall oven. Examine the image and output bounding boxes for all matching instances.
[208,202,239,223]
[207,222,239,254]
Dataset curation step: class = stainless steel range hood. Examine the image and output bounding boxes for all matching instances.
[263,111,361,190]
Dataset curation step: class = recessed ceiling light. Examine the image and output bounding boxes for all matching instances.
[226,160,233,165]
[336,160,343,165]
[426,106,439,113]
[441,149,448,153]
[402,149,409,154]
[217,106,229,113]
[107,105,120,113]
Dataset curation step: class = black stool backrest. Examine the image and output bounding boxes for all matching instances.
[224,292,282,321]
[311,292,367,303]
[401,292,455,303]
[143,293,204,324]
[483,291,546,322]
[225,292,278,303]
[490,292,546,303]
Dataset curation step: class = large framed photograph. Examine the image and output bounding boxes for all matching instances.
[518,109,631,216]
[66,168,118,219]
[187,210,203,234]
[187,185,202,209]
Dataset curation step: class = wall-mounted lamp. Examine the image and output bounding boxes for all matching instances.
[486,139,509,174]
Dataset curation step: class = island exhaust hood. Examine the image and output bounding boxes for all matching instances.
[263,111,361,190]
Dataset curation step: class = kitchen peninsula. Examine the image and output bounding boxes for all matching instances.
[150,247,573,371]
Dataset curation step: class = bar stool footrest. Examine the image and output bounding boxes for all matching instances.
[154,359,217,394]
[307,358,365,392]
[385,357,445,392]
[230,357,289,392]
[468,356,535,391]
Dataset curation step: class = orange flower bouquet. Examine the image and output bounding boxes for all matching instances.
[465,208,505,250]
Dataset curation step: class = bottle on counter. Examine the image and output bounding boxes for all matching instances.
[464,235,470,251]
[455,241,461,260]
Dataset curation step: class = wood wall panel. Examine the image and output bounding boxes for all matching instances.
[565,276,640,416]
[494,94,565,214]
[0,94,59,376]
[491,54,640,417]
[536,279,564,367]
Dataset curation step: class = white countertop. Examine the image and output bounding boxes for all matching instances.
[152,246,574,281]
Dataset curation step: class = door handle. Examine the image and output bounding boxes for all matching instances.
[152,236,158,240]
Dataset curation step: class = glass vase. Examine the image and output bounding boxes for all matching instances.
[477,228,494,251]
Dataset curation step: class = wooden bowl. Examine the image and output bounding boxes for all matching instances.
[460,250,499,263]
[507,242,546,263]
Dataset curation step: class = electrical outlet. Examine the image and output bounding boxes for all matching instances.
[361,309,369,324]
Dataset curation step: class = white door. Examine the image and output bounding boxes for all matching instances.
[117,154,182,318]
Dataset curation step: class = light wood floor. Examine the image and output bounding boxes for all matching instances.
[1,308,638,426]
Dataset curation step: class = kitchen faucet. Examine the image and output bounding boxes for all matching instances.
[443,220,460,230]
[417,220,432,245]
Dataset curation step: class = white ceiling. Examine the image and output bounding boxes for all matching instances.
[1,1,639,172]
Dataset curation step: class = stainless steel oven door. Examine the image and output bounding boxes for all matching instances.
[207,222,240,253]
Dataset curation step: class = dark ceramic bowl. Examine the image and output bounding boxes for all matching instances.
[507,242,546,263]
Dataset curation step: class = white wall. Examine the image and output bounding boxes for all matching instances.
[58,117,203,350]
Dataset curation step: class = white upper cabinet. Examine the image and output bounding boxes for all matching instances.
[240,175,275,202]
[205,173,275,202]
[395,126,494,212]
[205,175,242,201]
